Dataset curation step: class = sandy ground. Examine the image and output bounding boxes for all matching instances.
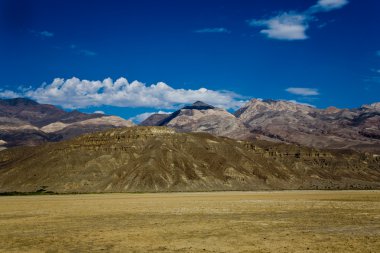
[0,191,379,253]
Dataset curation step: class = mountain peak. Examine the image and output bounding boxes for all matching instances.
[192,101,211,107]
[361,102,380,111]
[324,106,341,114]
[0,97,39,106]
[183,101,215,110]
[242,98,313,113]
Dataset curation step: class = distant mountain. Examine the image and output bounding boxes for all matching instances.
[235,99,380,153]
[2,97,380,153]
[141,99,380,153]
[0,98,97,127]
[0,98,134,148]
[141,101,251,139]
[1,127,379,193]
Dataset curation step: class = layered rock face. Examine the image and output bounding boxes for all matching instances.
[142,101,251,139]
[235,99,380,153]
[0,127,379,193]
[0,98,134,147]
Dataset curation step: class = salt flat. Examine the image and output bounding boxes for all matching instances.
[0,191,379,252]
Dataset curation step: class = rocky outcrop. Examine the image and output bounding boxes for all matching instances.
[0,126,379,193]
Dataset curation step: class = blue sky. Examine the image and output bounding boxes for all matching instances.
[0,0,379,121]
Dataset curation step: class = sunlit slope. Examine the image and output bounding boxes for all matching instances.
[0,127,379,193]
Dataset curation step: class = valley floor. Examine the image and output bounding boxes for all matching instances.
[0,191,379,252]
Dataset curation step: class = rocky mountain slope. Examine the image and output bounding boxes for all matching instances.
[235,99,380,153]
[143,99,380,153]
[0,98,134,147]
[0,126,379,193]
[141,101,251,139]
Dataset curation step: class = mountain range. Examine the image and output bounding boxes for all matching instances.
[1,97,380,154]
[1,127,379,193]
[0,98,133,148]
[1,98,380,193]
[142,100,380,153]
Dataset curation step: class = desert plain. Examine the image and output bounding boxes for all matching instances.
[0,190,379,253]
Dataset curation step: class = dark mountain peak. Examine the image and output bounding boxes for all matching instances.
[192,101,211,107]
[0,97,39,106]
[156,101,216,126]
[183,101,215,110]
[140,113,170,126]
[67,110,85,116]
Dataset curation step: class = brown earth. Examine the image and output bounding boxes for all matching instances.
[1,126,380,193]
[0,191,379,252]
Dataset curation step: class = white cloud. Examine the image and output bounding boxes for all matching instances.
[40,31,54,37]
[1,77,246,110]
[0,90,21,98]
[79,50,97,57]
[94,111,105,114]
[248,0,349,41]
[249,13,309,40]
[286,87,319,96]
[195,28,230,33]
[69,44,97,56]
[30,30,54,38]
[310,0,349,12]
[129,111,172,123]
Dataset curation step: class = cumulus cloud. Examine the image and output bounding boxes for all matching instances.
[0,90,21,98]
[129,111,172,123]
[194,28,230,33]
[93,110,105,114]
[286,87,319,96]
[248,0,349,41]
[1,77,246,110]
[248,13,309,40]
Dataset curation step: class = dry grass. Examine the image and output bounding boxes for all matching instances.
[0,191,379,252]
